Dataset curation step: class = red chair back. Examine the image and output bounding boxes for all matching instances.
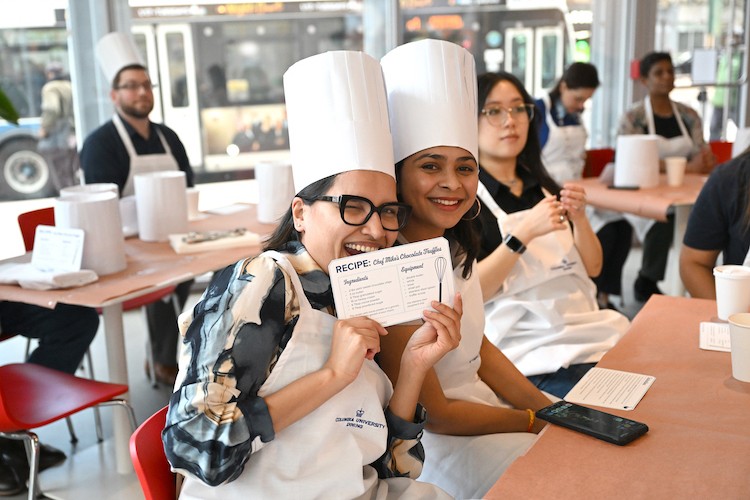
[18,207,55,252]
[709,140,733,165]
[130,406,175,500]
[583,148,615,178]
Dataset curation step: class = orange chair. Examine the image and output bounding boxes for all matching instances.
[709,140,733,165]
[130,406,176,500]
[17,207,181,388]
[583,148,615,178]
[0,363,136,500]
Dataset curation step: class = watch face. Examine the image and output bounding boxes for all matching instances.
[504,234,525,254]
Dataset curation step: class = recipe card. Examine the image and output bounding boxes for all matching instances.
[564,367,655,411]
[31,225,84,273]
[328,237,454,327]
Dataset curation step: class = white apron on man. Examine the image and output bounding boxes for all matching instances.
[625,97,694,241]
[413,243,537,499]
[477,182,628,376]
[180,253,447,500]
[112,113,178,197]
[540,93,588,184]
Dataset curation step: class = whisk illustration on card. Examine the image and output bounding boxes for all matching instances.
[435,256,447,302]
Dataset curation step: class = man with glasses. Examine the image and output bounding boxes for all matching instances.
[79,32,194,386]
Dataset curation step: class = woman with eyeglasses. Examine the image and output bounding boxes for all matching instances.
[474,72,629,399]
[378,40,554,499]
[163,51,455,499]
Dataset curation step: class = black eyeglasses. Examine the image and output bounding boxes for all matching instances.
[310,195,411,231]
[115,81,157,92]
[480,103,535,127]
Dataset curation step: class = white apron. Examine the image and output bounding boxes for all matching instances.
[540,93,588,184]
[743,247,750,267]
[626,97,694,241]
[180,252,447,500]
[113,113,178,197]
[417,257,537,499]
[477,182,628,377]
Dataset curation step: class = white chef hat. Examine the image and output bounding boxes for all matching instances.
[381,39,478,163]
[95,32,145,86]
[283,51,395,194]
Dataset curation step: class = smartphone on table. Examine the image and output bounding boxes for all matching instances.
[536,401,648,446]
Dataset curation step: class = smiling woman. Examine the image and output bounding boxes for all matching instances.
[163,50,455,500]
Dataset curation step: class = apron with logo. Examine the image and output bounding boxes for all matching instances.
[113,113,178,197]
[477,182,628,377]
[417,255,538,499]
[180,252,447,500]
[625,97,695,241]
[540,93,588,184]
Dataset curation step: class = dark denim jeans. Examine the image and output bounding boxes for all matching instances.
[527,362,597,399]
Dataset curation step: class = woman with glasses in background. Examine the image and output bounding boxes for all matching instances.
[164,51,455,499]
[474,72,629,399]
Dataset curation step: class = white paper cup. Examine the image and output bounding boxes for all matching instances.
[727,312,750,382]
[186,187,201,220]
[665,156,687,187]
[255,161,295,224]
[713,265,750,320]
[119,196,138,237]
[134,171,188,242]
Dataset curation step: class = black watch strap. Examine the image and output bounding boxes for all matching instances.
[503,233,527,254]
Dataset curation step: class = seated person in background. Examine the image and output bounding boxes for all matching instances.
[378,39,553,500]
[80,32,194,385]
[0,302,99,496]
[163,51,455,499]
[474,71,629,399]
[618,51,715,302]
[536,62,633,310]
[680,147,750,297]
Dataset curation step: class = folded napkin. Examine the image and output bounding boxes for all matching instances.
[169,228,261,254]
[0,262,98,290]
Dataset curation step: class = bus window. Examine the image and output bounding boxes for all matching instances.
[537,27,563,92]
[165,33,189,108]
[506,28,534,91]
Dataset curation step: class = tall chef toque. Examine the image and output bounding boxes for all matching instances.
[283,51,395,194]
[381,39,478,163]
[95,32,145,86]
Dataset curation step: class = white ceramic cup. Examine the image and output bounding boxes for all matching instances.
[727,312,750,382]
[186,187,201,220]
[713,265,750,320]
[664,156,687,187]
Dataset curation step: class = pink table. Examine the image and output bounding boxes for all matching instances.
[487,295,750,498]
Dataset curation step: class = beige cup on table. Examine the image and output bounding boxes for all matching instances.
[186,187,201,220]
[713,265,750,320]
[664,156,687,187]
[727,312,750,382]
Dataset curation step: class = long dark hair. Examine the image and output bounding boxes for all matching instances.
[395,159,480,279]
[477,71,561,196]
[263,174,338,251]
[549,62,600,101]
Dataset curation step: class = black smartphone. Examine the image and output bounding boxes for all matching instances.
[536,401,648,446]
[607,185,640,190]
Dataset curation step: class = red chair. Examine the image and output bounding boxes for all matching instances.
[0,363,136,500]
[130,406,176,500]
[709,140,733,165]
[583,148,615,178]
[17,207,181,388]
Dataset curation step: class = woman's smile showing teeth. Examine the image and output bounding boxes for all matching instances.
[430,198,461,210]
[344,242,380,255]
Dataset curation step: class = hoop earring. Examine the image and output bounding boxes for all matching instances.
[461,198,482,221]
